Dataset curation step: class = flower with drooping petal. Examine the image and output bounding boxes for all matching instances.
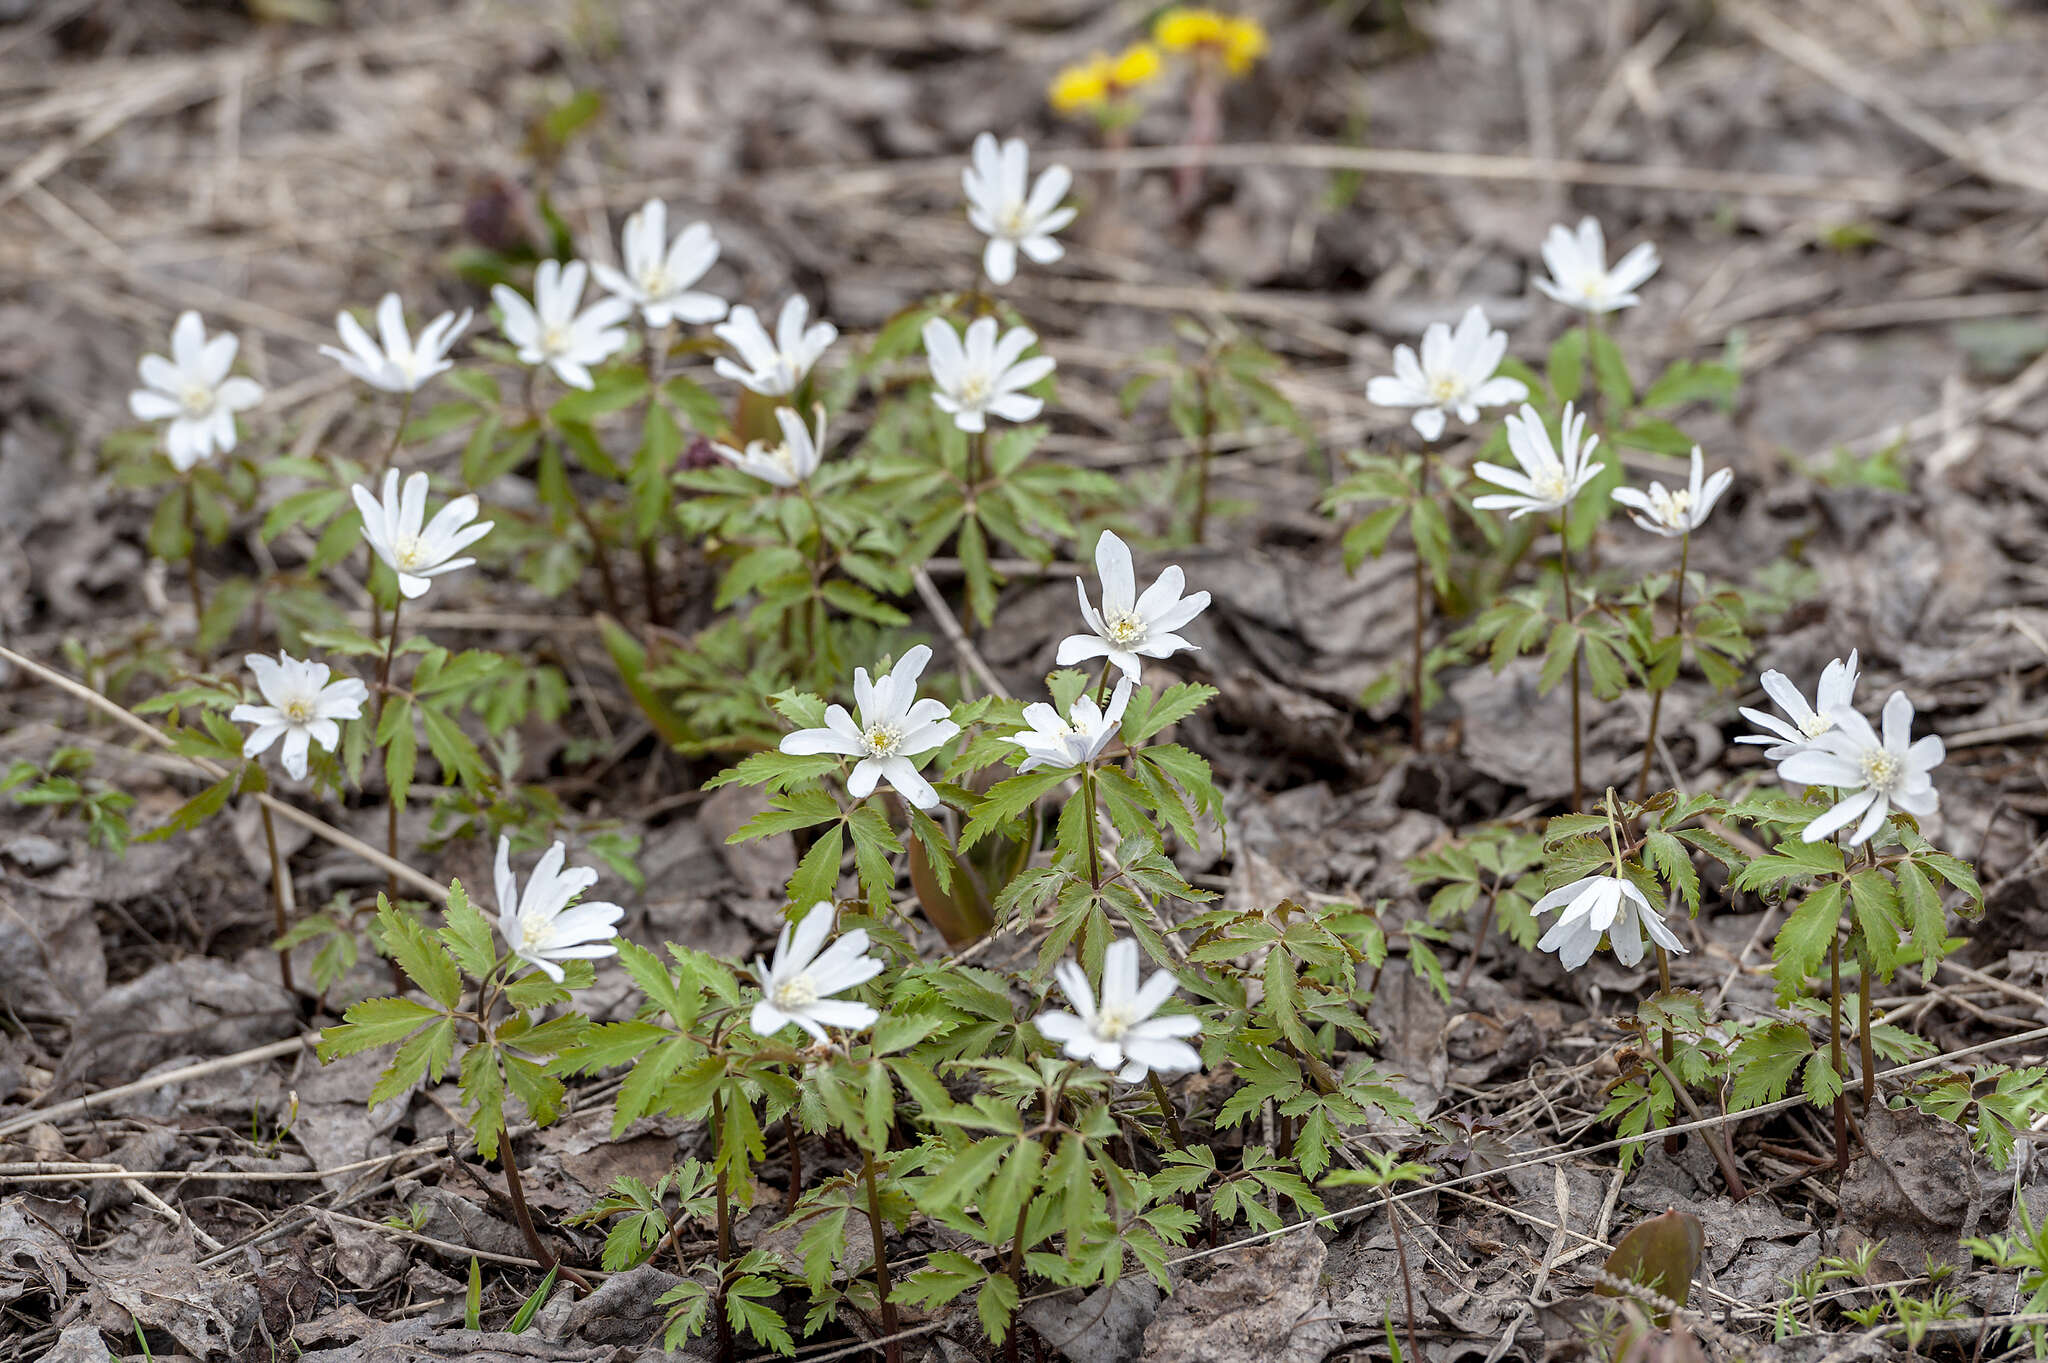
[1035,938,1203,1083]
[128,311,265,472]
[963,132,1076,287]
[1007,678,1133,774]
[320,293,471,395]
[1055,531,1210,683]
[1612,446,1732,537]
[351,469,494,600]
[1365,304,1528,442]
[1735,653,1860,761]
[1533,217,1660,315]
[493,835,623,983]
[491,259,632,391]
[923,316,1055,433]
[1472,402,1602,520]
[712,405,827,489]
[590,200,727,329]
[1779,691,1944,846]
[779,644,960,811]
[713,296,836,397]
[230,652,367,781]
[1534,874,1688,972]
[749,901,882,1044]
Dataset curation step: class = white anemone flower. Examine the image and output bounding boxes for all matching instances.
[590,200,727,329]
[1735,653,1860,761]
[1055,531,1210,683]
[712,405,827,489]
[1472,402,1602,520]
[923,316,1055,433]
[352,469,494,600]
[493,836,624,983]
[963,132,1076,287]
[320,293,471,395]
[1034,938,1202,1083]
[1365,305,1528,441]
[713,296,837,397]
[1612,446,1731,537]
[779,644,961,811]
[749,902,883,1044]
[491,259,632,391]
[1534,874,1687,972]
[1780,692,1944,846]
[128,311,265,472]
[1533,217,1660,315]
[1007,678,1132,773]
[230,652,367,781]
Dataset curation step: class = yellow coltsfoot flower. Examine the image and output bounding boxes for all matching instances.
[1155,8,1267,76]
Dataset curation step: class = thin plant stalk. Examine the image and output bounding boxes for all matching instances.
[1411,445,1430,749]
[1082,767,1103,894]
[374,390,415,478]
[375,595,405,902]
[1383,1183,1422,1363]
[641,325,674,628]
[712,1089,733,1363]
[1653,942,1681,1156]
[1190,369,1216,545]
[497,1119,592,1290]
[1828,934,1850,1172]
[258,802,295,995]
[1636,531,1691,800]
[1858,947,1877,1108]
[860,1150,902,1363]
[184,479,208,643]
[783,1111,803,1217]
[526,388,626,620]
[1556,517,1583,812]
[1146,1072,1185,1148]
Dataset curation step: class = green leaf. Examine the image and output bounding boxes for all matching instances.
[378,898,463,1009]
[1771,881,1845,1001]
[1547,329,1587,403]
[959,768,1068,852]
[317,996,440,1060]
[369,1017,456,1107]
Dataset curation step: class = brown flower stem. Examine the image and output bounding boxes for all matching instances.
[497,1120,592,1291]
[1640,1044,1749,1201]
[1383,1183,1422,1363]
[713,1091,733,1363]
[861,1150,901,1363]
[1146,1072,1185,1148]
[259,802,295,995]
[1191,370,1215,545]
[1004,1190,1036,1363]
[1858,949,1877,1108]
[1082,768,1103,895]
[1556,519,1583,812]
[1411,446,1429,750]
[1636,532,1690,800]
[783,1111,803,1216]
[1829,935,1850,1172]
[1655,944,1681,1155]
[184,480,208,644]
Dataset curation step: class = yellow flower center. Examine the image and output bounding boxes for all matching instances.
[1799,713,1834,740]
[1532,470,1570,503]
[958,372,992,405]
[1861,749,1902,792]
[541,323,572,354]
[1096,1005,1136,1040]
[518,912,552,952]
[862,724,903,758]
[283,698,314,724]
[774,974,819,1009]
[1427,374,1463,405]
[391,536,426,572]
[180,384,215,417]
[1104,613,1146,647]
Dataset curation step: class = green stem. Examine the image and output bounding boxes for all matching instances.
[861,1150,902,1363]
[1829,934,1850,1172]
[1384,1183,1422,1363]
[1147,1072,1184,1148]
[1411,446,1429,750]
[1556,519,1583,812]
[1636,532,1690,800]
[375,390,414,478]
[184,480,208,646]
[259,802,294,996]
[713,1089,733,1363]
[1083,767,1103,895]
[1191,370,1215,545]
[375,595,404,903]
[1858,947,1877,1108]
